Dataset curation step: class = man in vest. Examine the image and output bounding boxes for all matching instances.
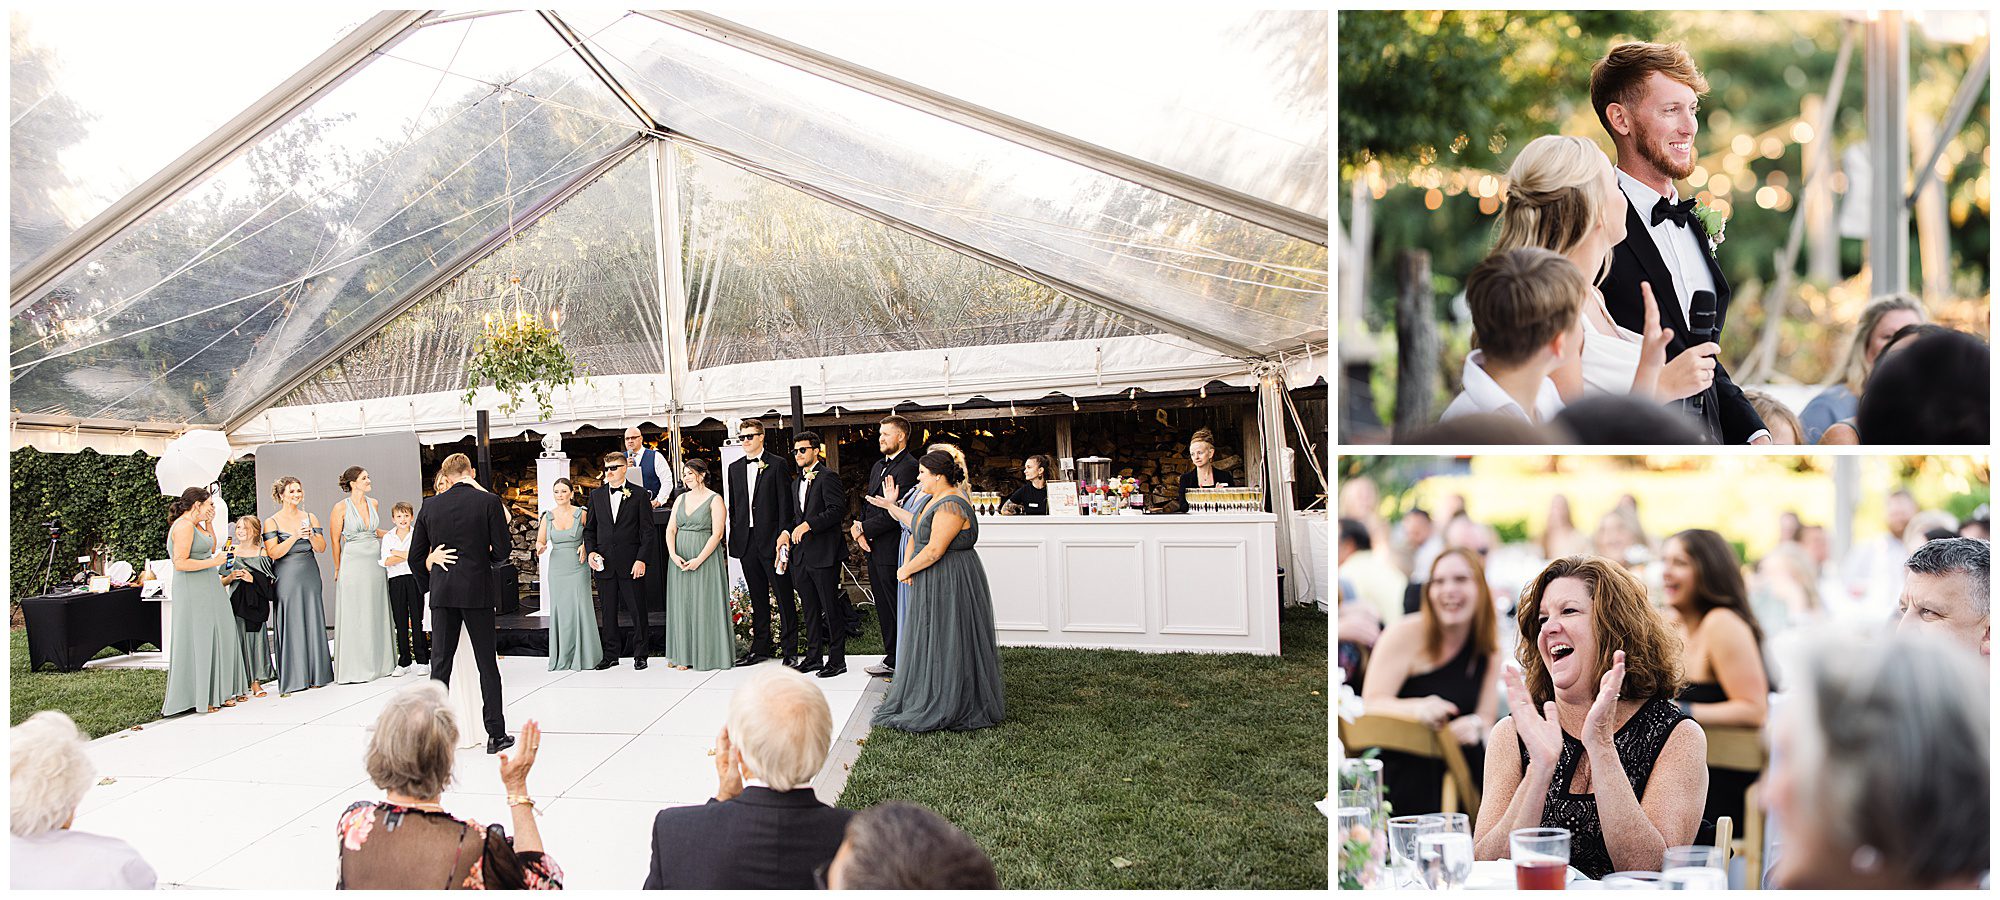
[624,427,679,617]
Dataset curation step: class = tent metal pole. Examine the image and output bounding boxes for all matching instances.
[657,135,1273,360]
[418,10,514,28]
[219,135,650,435]
[638,11,1327,246]
[1905,37,1989,207]
[540,11,660,132]
[646,139,688,470]
[1257,368,1299,608]
[1864,11,1910,297]
[10,10,430,313]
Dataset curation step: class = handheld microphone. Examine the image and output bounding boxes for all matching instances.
[1686,289,1718,429]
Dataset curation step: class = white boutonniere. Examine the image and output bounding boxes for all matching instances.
[619,486,631,499]
[751,460,765,473]
[804,470,818,483]
[1694,202,1727,250]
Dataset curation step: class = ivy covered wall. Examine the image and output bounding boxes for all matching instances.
[10,448,254,602]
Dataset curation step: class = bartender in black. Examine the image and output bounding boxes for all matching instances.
[1171,428,1238,513]
[1004,454,1053,515]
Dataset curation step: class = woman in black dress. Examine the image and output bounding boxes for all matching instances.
[1172,428,1238,512]
[1472,555,1708,880]
[1361,548,1502,815]
[1003,455,1052,515]
[1660,529,1769,846]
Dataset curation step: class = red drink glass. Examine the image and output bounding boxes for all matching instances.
[1510,827,1570,890]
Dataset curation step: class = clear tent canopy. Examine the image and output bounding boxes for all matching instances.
[9,9,1328,445]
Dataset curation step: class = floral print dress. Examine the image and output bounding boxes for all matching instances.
[337,800,562,890]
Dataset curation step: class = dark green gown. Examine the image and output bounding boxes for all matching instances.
[873,492,1005,732]
[662,493,737,671]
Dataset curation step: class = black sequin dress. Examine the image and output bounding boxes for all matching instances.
[1514,697,1690,879]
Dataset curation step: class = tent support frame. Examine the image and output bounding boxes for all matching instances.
[218,134,651,434]
[9,11,432,313]
[1256,367,1300,608]
[638,11,1327,246]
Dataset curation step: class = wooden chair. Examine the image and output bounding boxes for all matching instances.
[1705,725,1769,890]
[1339,713,1481,816]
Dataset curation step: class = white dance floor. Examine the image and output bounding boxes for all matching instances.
[72,655,881,890]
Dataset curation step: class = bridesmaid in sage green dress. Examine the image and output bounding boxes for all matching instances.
[331,467,396,684]
[537,478,601,671]
[662,460,736,671]
[874,451,1005,732]
[266,477,334,695]
[162,487,250,716]
[229,515,276,696]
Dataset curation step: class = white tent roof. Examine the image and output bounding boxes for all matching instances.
[10,10,1327,451]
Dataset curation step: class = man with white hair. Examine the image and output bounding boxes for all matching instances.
[1896,537,1990,663]
[643,665,853,889]
[10,711,157,889]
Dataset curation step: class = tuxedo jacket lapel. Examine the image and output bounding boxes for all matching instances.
[1621,202,1694,339]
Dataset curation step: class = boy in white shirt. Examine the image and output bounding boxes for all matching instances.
[379,501,428,675]
[1441,247,1586,426]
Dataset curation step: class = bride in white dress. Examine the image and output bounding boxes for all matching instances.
[1493,135,1717,403]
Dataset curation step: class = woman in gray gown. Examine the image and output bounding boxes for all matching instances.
[662,460,736,671]
[265,476,334,695]
[162,487,249,715]
[536,478,600,671]
[331,467,396,684]
[229,515,276,696]
[873,451,1005,732]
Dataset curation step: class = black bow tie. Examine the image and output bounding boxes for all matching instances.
[1651,196,1697,228]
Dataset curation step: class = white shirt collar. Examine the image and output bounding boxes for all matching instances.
[1455,350,1565,423]
[1616,167,1678,207]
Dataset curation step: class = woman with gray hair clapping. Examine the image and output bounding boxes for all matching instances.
[1765,630,1988,889]
[336,682,559,889]
[10,711,157,889]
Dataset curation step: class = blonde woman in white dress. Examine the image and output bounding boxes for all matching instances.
[1494,135,1718,404]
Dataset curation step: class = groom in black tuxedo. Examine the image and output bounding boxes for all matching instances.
[409,452,515,754]
[583,450,659,669]
[785,431,850,678]
[726,419,799,667]
[1592,41,1769,444]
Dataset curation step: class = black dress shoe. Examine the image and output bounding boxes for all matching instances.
[487,734,516,755]
[634,657,648,670]
[593,658,616,670]
[815,663,847,678]
[781,655,799,669]
[794,658,823,674]
[734,652,770,668]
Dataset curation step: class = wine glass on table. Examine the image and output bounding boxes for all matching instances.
[1660,845,1727,889]
[1510,827,1569,890]
[1387,815,1438,888]
[1416,812,1473,890]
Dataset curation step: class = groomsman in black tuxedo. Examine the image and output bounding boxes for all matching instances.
[854,415,919,677]
[409,452,514,754]
[784,431,850,678]
[1592,41,1769,445]
[583,450,659,669]
[726,419,799,667]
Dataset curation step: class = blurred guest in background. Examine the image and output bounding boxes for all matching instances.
[1765,631,1987,890]
[1750,541,1821,641]
[1394,507,1435,581]
[1660,529,1769,846]
[1540,494,1592,560]
[1896,537,1989,664]
[1904,509,1961,552]
[1363,548,1503,815]
[1798,293,1925,443]
[1593,507,1651,570]
[1743,389,1804,445]
[1340,518,1408,626]
[1837,489,1918,624]
[10,711,157,889]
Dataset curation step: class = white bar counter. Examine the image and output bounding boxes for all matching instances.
[975,513,1280,655]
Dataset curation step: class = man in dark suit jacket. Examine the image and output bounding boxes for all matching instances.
[1592,40,1768,444]
[726,420,798,667]
[409,452,515,754]
[785,431,850,678]
[583,450,659,669]
[643,665,852,889]
[852,415,920,677]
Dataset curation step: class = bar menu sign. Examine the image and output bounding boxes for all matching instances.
[1047,481,1080,516]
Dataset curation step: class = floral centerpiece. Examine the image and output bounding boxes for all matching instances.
[728,579,778,649]
[1337,667,1386,890]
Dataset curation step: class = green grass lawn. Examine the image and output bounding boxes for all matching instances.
[838,605,1329,889]
[10,629,167,738]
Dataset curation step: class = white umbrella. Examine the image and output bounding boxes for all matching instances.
[155,430,233,496]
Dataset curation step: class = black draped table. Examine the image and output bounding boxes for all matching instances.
[20,586,161,672]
